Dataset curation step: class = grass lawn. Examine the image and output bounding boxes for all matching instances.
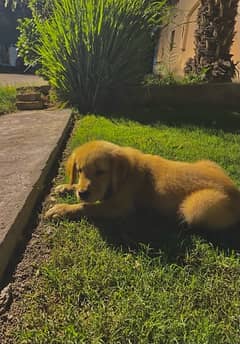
[14,115,240,344]
[0,86,16,115]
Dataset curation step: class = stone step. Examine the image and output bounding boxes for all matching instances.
[16,100,44,110]
[16,85,50,95]
[16,85,51,111]
[17,93,42,102]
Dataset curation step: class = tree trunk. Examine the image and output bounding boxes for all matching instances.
[185,0,239,82]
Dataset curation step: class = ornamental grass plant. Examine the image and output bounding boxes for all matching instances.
[33,0,168,111]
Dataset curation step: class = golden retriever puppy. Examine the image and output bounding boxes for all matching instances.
[45,140,240,231]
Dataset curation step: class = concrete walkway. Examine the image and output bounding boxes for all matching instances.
[0,74,47,87]
[0,109,72,281]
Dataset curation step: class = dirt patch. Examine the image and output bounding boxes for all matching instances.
[0,221,50,342]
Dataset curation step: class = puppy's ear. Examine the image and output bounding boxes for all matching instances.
[65,153,77,184]
[111,152,130,193]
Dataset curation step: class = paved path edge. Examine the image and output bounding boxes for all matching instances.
[0,110,74,284]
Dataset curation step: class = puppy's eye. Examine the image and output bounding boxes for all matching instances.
[96,169,105,176]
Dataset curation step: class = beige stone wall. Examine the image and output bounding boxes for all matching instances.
[154,0,200,77]
[154,0,240,81]
[231,1,240,81]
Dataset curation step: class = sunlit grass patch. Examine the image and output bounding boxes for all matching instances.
[15,115,240,344]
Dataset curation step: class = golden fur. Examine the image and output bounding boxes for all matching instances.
[45,140,240,230]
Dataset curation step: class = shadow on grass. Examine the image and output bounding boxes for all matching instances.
[101,105,240,134]
[91,209,240,262]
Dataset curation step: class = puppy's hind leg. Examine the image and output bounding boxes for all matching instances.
[179,189,240,231]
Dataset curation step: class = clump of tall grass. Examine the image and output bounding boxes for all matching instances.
[0,86,16,115]
[34,0,168,112]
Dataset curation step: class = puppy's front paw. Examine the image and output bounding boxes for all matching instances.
[45,203,70,220]
[45,203,85,221]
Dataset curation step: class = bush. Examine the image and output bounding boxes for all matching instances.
[17,0,52,68]
[17,17,39,68]
[20,0,168,112]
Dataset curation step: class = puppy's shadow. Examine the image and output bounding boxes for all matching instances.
[92,210,192,262]
[91,210,240,262]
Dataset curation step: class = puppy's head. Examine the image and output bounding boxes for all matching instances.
[66,141,130,202]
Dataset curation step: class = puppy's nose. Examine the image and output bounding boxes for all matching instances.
[78,190,90,201]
